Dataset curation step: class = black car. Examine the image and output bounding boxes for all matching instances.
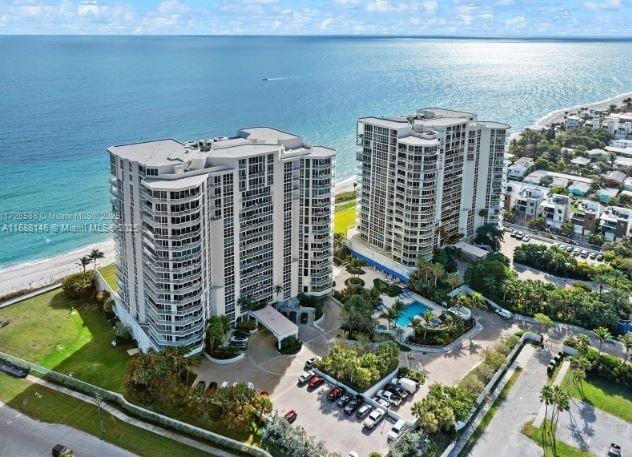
[51,444,73,457]
[344,398,362,415]
[0,361,28,378]
[337,393,352,408]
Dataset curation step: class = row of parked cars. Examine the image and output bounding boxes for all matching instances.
[510,229,532,242]
[550,242,603,260]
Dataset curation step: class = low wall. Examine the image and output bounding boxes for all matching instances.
[204,351,245,365]
[0,351,270,457]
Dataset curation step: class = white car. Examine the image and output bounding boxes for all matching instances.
[522,235,531,242]
[377,389,402,406]
[362,408,385,429]
[387,419,407,442]
[304,356,321,369]
[298,370,314,385]
[495,308,513,319]
[346,453,359,457]
[372,396,390,409]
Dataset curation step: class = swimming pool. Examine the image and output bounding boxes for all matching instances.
[394,301,432,327]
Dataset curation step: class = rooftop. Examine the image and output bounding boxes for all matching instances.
[108,139,188,166]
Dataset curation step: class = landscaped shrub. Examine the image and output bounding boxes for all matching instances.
[96,290,110,307]
[585,349,632,389]
[210,346,241,360]
[513,244,603,279]
[62,272,95,299]
[409,316,474,346]
[114,322,132,343]
[345,277,365,288]
[398,367,426,385]
[297,293,324,320]
[373,278,402,297]
[279,336,302,355]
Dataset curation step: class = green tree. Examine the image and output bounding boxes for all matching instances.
[593,326,612,355]
[474,223,504,252]
[534,313,553,335]
[205,315,230,355]
[77,255,92,274]
[528,216,547,231]
[618,333,632,364]
[539,385,554,446]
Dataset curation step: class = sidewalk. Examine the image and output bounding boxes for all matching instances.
[26,375,238,457]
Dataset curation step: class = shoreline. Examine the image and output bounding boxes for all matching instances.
[3,90,628,297]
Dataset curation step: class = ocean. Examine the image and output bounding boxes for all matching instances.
[1,35,631,267]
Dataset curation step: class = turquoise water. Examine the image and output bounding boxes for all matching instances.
[395,301,432,327]
[1,36,632,267]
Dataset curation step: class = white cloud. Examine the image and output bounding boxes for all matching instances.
[366,0,407,13]
[320,17,333,29]
[334,0,361,6]
[504,15,526,28]
[418,0,438,12]
[583,0,622,10]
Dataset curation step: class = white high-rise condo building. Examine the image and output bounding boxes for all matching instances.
[108,128,335,352]
[353,108,508,276]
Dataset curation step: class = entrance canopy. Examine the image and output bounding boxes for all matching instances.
[251,305,299,349]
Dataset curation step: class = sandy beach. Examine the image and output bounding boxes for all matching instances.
[531,91,632,129]
[0,240,115,297]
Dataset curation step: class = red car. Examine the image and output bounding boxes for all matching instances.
[327,386,344,401]
[308,375,325,389]
[284,410,298,423]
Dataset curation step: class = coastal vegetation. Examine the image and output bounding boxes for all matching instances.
[62,271,96,298]
[513,244,606,279]
[465,253,630,331]
[263,414,336,457]
[412,383,477,435]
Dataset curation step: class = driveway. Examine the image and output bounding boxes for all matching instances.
[468,344,550,457]
[0,402,134,457]
[556,400,632,455]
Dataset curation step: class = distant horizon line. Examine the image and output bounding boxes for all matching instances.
[1,33,631,41]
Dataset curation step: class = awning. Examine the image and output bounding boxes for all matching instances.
[251,305,299,348]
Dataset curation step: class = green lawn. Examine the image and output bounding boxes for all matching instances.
[98,263,118,291]
[522,419,591,457]
[562,370,632,423]
[0,288,131,392]
[0,372,212,457]
[334,202,356,235]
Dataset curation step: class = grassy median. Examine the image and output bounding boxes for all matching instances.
[522,419,590,457]
[0,372,211,457]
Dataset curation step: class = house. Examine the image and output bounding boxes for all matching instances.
[570,200,602,236]
[539,194,570,230]
[611,139,632,149]
[614,156,632,173]
[600,206,632,242]
[568,181,591,197]
[507,182,548,218]
[603,114,632,140]
[624,177,632,191]
[508,157,534,178]
[606,146,632,157]
[551,176,569,188]
[564,115,582,128]
[598,187,620,203]
[586,148,610,159]
[523,170,548,185]
[606,170,626,187]
[570,157,591,167]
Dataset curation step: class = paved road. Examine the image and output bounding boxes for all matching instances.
[468,344,549,457]
[0,402,134,457]
[557,399,632,455]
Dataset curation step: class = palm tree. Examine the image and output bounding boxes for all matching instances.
[380,307,398,330]
[274,284,284,299]
[391,300,405,322]
[345,257,363,279]
[90,249,105,272]
[593,326,612,355]
[77,256,91,274]
[618,333,632,363]
[420,310,436,341]
[237,295,255,313]
[445,273,461,291]
[539,385,554,445]
[551,386,570,455]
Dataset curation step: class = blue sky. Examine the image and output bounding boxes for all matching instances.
[0,0,630,36]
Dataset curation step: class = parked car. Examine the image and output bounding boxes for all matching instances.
[344,398,363,415]
[230,334,249,346]
[495,308,513,319]
[372,396,391,409]
[0,361,29,378]
[522,235,531,242]
[337,393,352,407]
[596,254,604,261]
[308,375,325,389]
[516,231,525,240]
[565,246,573,253]
[377,389,402,406]
[305,356,321,369]
[573,247,581,256]
[362,408,386,429]
[386,385,409,400]
[220,381,229,389]
[356,404,373,419]
[607,443,622,457]
[580,249,589,258]
[387,419,407,442]
[589,252,597,259]
[298,370,315,385]
[510,229,517,238]
[284,410,298,423]
[327,386,344,401]
[346,452,359,457]
[51,445,74,457]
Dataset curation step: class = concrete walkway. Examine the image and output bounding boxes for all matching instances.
[25,376,237,457]
[467,344,551,457]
